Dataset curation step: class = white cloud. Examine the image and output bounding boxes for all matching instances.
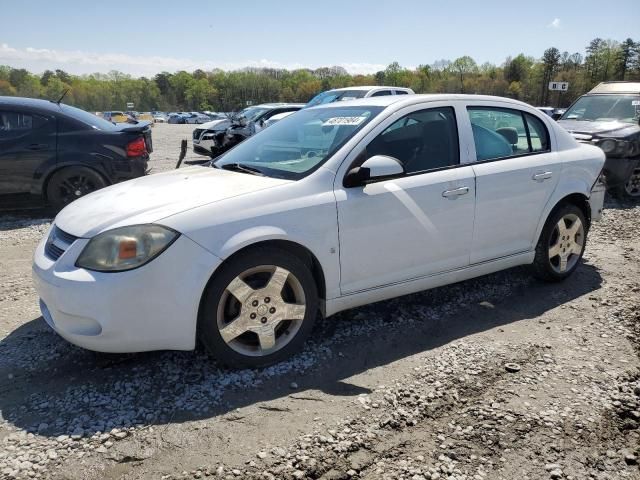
[0,42,385,76]
[548,18,561,29]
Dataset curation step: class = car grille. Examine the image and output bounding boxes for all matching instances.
[44,226,79,261]
[193,128,204,140]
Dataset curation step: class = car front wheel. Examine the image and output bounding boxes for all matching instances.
[198,247,318,368]
[531,203,587,282]
[623,167,640,199]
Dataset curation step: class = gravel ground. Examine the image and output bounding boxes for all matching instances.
[0,125,638,480]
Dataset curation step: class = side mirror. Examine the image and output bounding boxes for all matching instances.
[551,112,562,121]
[344,155,404,188]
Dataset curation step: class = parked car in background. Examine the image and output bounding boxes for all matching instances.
[102,111,128,123]
[305,86,414,107]
[137,112,154,124]
[558,81,640,198]
[167,113,187,124]
[33,94,604,367]
[184,112,211,124]
[153,113,167,123]
[0,97,152,210]
[537,107,555,117]
[192,103,304,156]
[263,110,297,128]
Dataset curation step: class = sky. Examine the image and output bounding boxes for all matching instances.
[1,0,638,77]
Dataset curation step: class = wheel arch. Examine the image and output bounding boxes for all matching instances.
[534,190,592,246]
[197,237,328,328]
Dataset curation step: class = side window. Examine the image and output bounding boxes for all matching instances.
[366,107,459,174]
[0,111,33,134]
[370,90,393,97]
[525,113,550,152]
[468,107,534,161]
[395,90,409,95]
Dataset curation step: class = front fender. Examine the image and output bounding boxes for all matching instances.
[218,225,289,259]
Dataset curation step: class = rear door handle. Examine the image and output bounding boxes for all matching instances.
[442,186,470,198]
[532,171,553,182]
[27,143,49,150]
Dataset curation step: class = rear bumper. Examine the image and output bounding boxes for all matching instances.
[112,156,148,182]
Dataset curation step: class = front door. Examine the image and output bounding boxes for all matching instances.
[335,105,476,294]
[0,110,56,195]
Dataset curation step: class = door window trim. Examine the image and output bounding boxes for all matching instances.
[466,106,552,164]
[341,105,462,186]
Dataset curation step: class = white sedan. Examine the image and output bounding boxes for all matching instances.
[33,94,606,367]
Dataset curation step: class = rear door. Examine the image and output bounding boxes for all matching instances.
[0,109,57,195]
[465,104,560,263]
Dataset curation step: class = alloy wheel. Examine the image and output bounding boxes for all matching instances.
[216,265,306,357]
[548,213,584,274]
[58,175,97,204]
[624,168,640,197]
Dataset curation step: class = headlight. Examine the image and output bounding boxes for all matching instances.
[76,225,179,272]
[599,139,617,154]
[595,138,637,157]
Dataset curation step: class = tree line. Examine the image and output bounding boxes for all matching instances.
[0,37,638,113]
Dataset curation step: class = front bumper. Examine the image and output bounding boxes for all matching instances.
[602,156,640,190]
[32,228,221,353]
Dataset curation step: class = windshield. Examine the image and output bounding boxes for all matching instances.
[562,95,640,124]
[213,106,383,180]
[306,90,368,108]
[61,104,119,130]
[238,106,270,122]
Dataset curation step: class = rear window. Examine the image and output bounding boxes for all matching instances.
[60,104,119,131]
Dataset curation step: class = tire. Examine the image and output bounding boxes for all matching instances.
[530,203,588,282]
[46,166,108,211]
[612,167,640,200]
[198,247,318,368]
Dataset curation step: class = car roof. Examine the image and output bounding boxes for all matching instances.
[253,103,306,108]
[0,96,69,112]
[329,86,412,92]
[307,93,539,110]
[588,82,640,94]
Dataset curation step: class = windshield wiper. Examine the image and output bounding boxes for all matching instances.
[219,162,265,176]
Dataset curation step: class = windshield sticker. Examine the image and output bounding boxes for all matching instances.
[632,100,640,106]
[323,116,367,126]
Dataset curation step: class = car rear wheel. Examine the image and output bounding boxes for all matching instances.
[531,203,587,282]
[46,166,108,211]
[198,247,318,368]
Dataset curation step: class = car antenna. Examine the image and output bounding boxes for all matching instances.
[54,89,70,105]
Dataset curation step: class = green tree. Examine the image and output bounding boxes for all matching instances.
[449,56,478,93]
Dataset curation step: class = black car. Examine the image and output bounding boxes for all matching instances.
[558,82,640,199]
[0,97,152,210]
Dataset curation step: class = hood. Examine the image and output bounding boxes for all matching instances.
[55,166,290,238]
[558,119,640,139]
[200,118,231,131]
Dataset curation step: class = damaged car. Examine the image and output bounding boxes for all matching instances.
[192,103,304,157]
[33,94,604,367]
[558,81,640,199]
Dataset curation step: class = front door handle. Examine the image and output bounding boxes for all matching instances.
[442,186,470,198]
[532,171,553,182]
